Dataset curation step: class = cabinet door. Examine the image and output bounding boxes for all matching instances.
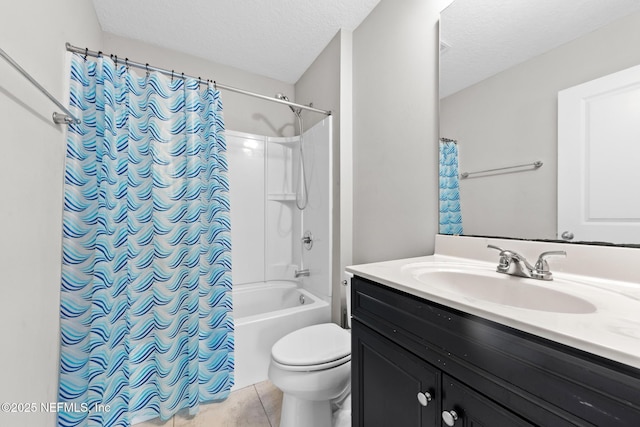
[441,374,534,427]
[352,319,440,427]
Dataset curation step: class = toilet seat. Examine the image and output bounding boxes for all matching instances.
[271,353,351,372]
[271,323,351,371]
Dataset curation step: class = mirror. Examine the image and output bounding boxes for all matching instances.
[439,0,640,244]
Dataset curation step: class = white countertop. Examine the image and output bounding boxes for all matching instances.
[347,252,640,370]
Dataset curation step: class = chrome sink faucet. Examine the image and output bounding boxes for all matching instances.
[488,245,566,281]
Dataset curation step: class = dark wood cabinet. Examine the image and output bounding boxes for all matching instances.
[352,319,440,427]
[441,374,533,427]
[351,276,640,427]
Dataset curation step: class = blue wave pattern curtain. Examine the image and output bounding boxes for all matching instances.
[59,54,233,426]
[439,140,463,235]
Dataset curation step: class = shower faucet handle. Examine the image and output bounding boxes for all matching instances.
[302,231,313,250]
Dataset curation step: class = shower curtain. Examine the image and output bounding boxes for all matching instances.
[59,54,233,426]
[439,139,463,235]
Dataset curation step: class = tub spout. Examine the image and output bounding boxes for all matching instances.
[295,269,310,278]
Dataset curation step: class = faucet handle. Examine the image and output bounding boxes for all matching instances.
[533,251,566,280]
[487,244,506,253]
[487,245,510,271]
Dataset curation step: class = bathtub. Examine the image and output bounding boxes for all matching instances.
[232,281,331,391]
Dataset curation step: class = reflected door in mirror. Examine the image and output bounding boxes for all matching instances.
[558,64,640,244]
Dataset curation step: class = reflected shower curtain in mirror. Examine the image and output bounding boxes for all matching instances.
[439,139,463,234]
[59,54,233,426]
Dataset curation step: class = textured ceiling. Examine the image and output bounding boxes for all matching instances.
[440,0,640,98]
[91,0,380,84]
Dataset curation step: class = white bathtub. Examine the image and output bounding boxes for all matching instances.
[232,281,331,390]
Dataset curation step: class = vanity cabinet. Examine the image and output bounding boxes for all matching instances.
[353,318,440,426]
[351,276,640,426]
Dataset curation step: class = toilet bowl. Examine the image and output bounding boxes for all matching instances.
[268,322,351,427]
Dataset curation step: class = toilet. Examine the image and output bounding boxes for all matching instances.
[268,281,352,427]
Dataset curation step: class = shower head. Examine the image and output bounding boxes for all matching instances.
[275,93,301,116]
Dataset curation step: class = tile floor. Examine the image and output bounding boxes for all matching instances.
[136,380,283,427]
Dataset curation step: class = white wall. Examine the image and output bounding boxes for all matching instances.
[295,30,349,323]
[440,11,640,240]
[352,0,440,263]
[0,2,103,426]
[103,33,295,137]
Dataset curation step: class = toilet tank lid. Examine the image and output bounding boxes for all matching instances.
[271,323,351,366]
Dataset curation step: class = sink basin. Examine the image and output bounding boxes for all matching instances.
[413,269,597,314]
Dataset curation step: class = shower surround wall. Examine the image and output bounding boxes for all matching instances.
[226,117,333,300]
[292,117,333,301]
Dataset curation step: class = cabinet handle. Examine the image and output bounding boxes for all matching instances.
[416,391,432,406]
[442,410,459,426]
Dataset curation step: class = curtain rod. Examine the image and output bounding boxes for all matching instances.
[1,47,81,124]
[66,43,331,116]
